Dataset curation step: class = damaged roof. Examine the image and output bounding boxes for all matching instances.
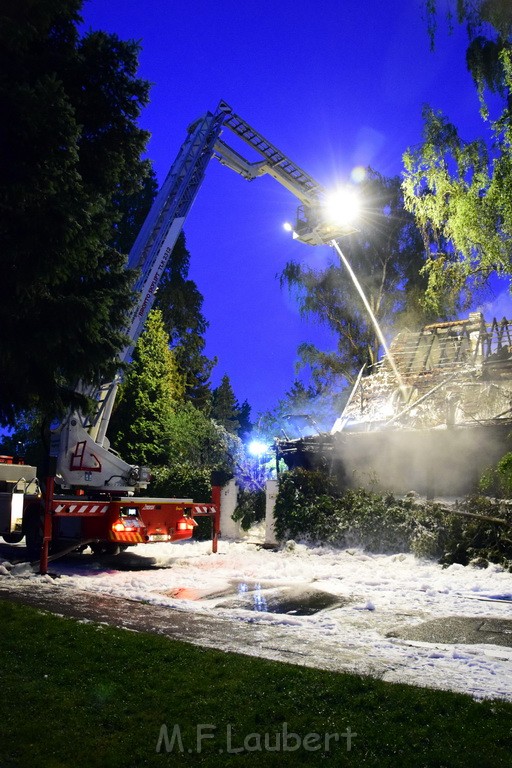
[334,313,512,433]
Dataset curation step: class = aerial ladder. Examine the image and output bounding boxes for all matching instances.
[0,101,355,568]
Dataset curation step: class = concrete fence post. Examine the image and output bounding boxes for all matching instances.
[219,479,241,539]
[264,478,278,547]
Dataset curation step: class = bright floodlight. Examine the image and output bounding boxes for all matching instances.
[323,187,360,228]
[283,221,293,232]
[248,440,268,457]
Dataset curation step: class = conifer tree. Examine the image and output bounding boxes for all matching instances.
[0,0,150,425]
[211,374,253,439]
[211,375,241,435]
[109,310,185,465]
[154,232,216,412]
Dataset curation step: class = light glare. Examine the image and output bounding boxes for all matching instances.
[323,187,360,227]
[248,440,268,457]
[351,165,366,183]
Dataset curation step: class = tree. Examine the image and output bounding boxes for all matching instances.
[0,410,49,471]
[154,232,216,412]
[256,380,338,443]
[164,404,242,473]
[210,374,252,439]
[109,310,185,465]
[403,107,508,314]
[211,375,240,434]
[108,309,242,496]
[0,0,150,426]
[237,400,253,441]
[111,166,158,256]
[280,170,430,389]
[404,6,512,312]
[149,404,244,503]
[423,1,512,113]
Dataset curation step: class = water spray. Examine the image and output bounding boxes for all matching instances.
[330,239,405,391]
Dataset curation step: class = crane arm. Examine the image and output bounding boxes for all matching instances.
[55,100,354,494]
[213,108,355,245]
[55,102,230,492]
[214,110,323,207]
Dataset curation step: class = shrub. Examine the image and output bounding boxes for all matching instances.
[274,468,342,541]
[273,469,512,568]
[440,495,512,569]
[497,454,512,497]
[232,487,266,531]
[479,451,512,498]
[274,469,441,553]
[149,463,212,501]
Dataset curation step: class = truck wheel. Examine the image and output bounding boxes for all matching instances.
[90,542,121,557]
[24,504,44,560]
[2,532,24,544]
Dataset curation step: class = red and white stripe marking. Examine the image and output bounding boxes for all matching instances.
[192,505,216,516]
[53,503,109,516]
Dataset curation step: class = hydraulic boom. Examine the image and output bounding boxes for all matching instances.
[54,100,354,494]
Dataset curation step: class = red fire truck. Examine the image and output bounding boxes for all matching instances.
[0,102,354,572]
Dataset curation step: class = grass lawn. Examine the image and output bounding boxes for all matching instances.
[1,599,511,767]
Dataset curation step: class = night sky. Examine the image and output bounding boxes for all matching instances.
[81,0,511,421]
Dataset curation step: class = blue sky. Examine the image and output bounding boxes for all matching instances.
[81,0,509,420]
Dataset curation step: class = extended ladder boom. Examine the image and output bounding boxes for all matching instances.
[125,101,353,358]
[214,110,322,205]
[69,103,231,455]
[123,101,232,362]
[56,100,354,493]
[214,109,356,245]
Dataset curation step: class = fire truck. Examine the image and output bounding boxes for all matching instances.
[0,101,354,571]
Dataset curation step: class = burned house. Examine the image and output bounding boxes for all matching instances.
[277,313,512,497]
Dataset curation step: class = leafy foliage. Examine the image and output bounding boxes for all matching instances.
[479,450,512,496]
[403,102,512,314]
[423,0,512,110]
[109,308,242,489]
[439,495,512,569]
[408,3,512,311]
[232,487,266,531]
[0,0,150,425]
[111,166,158,256]
[0,410,49,471]
[164,404,242,474]
[274,469,512,569]
[150,463,212,502]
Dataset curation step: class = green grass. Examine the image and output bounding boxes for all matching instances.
[1,600,511,768]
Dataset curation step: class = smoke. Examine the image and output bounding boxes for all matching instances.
[476,288,512,322]
[282,391,346,439]
[332,422,511,497]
